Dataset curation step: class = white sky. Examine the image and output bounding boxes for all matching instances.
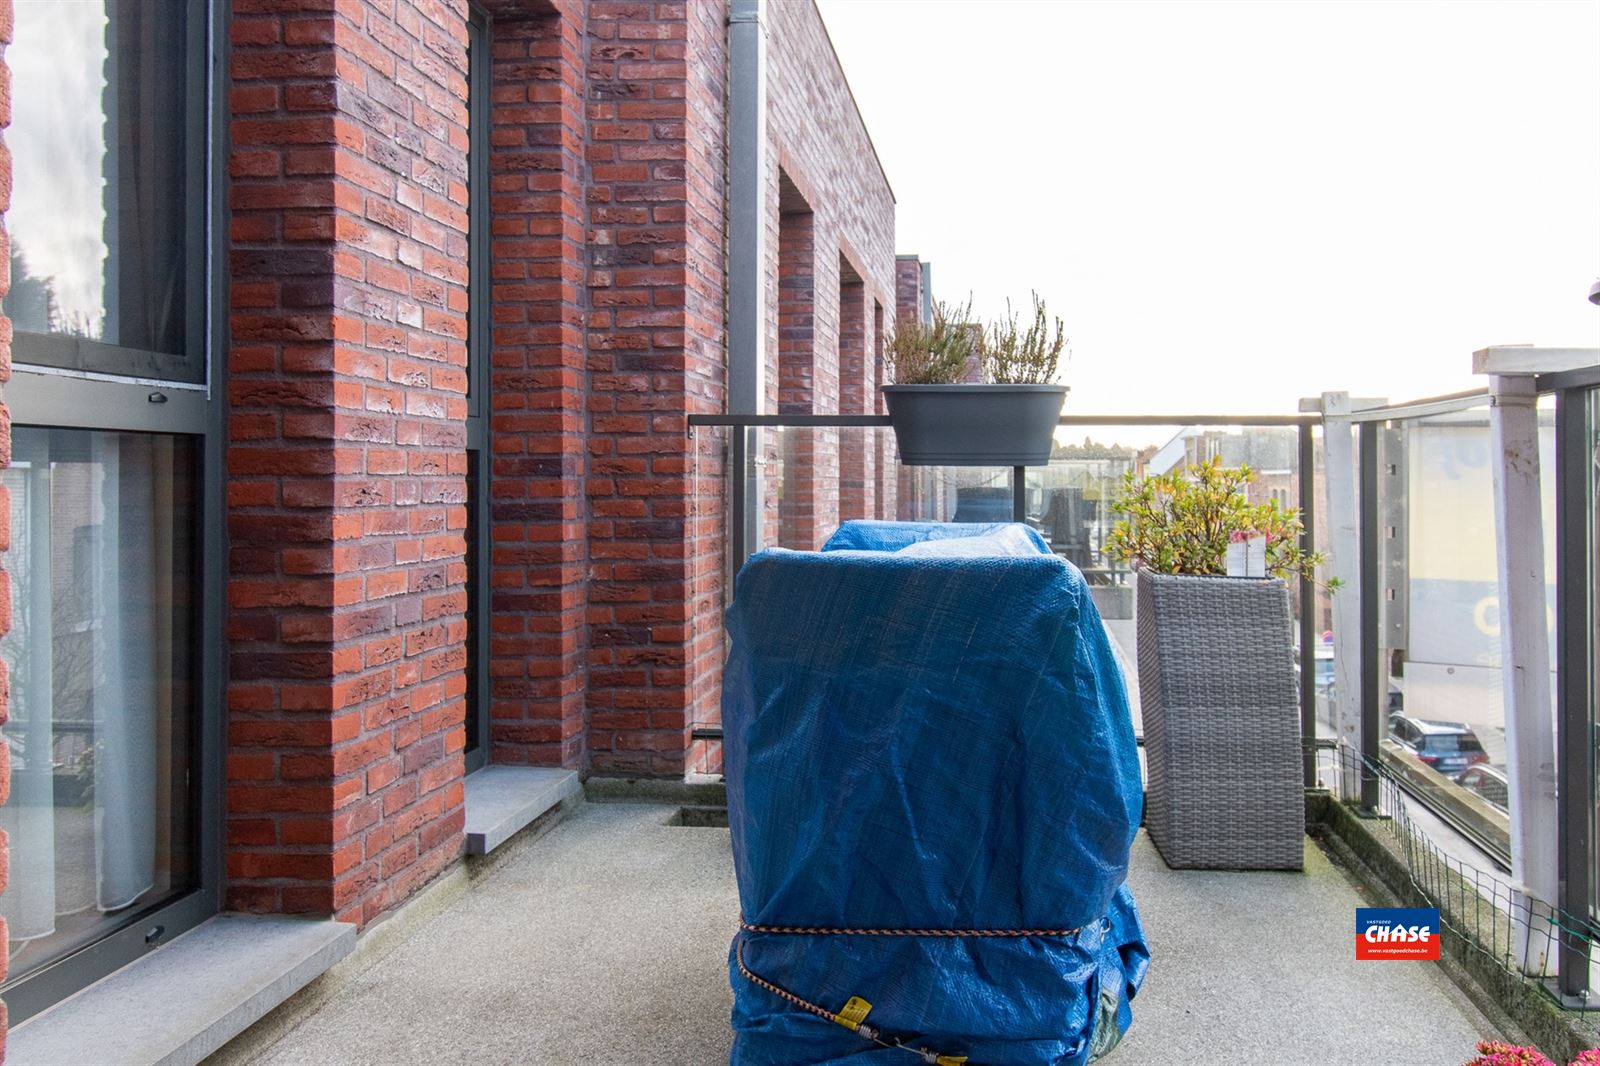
[817,0,1600,417]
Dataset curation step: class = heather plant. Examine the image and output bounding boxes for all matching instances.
[983,290,1066,385]
[1105,457,1335,587]
[884,297,976,385]
[1461,1041,1555,1066]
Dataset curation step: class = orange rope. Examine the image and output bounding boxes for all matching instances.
[740,918,1083,938]
[732,918,1089,1064]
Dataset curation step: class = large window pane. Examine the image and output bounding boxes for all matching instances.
[3,0,202,381]
[0,427,198,982]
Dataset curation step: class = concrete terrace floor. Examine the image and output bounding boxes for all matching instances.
[230,800,1502,1066]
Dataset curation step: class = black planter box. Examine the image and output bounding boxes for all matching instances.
[882,383,1067,466]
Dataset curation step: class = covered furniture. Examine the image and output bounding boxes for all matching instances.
[723,521,1149,1066]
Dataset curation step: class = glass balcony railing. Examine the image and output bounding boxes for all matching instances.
[691,415,1323,778]
[689,373,1600,1017]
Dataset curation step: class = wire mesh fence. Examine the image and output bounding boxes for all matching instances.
[1320,742,1599,1025]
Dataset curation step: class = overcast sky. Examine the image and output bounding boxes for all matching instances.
[816,0,1600,418]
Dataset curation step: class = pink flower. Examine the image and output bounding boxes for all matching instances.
[1462,1042,1555,1066]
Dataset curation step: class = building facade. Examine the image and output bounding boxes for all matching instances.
[0,0,916,1036]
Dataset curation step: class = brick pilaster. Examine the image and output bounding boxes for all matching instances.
[485,5,589,769]
[227,0,470,926]
[871,298,896,520]
[837,266,869,521]
[583,0,726,776]
[895,255,924,326]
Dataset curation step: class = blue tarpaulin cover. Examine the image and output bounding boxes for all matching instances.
[724,521,1150,1066]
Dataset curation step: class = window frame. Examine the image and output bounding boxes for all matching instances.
[463,4,492,774]
[6,0,211,385]
[0,0,225,1024]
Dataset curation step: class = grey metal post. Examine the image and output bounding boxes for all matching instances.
[1318,392,1364,800]
[1555,387,1593,1001]
[1475,346,1597,981]
[727,0,767,574]
[1358,420,1382,812]
[1297,423,1317,788]
[730,427,749,574]
[1012,465,1026,522]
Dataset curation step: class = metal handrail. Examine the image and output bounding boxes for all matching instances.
[687,412,1320,428]
[1336,388,1491,424]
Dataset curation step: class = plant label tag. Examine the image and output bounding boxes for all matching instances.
[1226,534,1268,577]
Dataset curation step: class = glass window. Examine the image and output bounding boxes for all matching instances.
[0,428,199,981]
[2,0,203,381]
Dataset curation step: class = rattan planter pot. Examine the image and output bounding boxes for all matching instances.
[882,384,1067,466]
[1135,568,1304,870]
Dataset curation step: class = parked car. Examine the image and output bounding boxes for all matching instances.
[1454,764,1509,813]
[1387,714,1490,776]
[1301,650,1403,711]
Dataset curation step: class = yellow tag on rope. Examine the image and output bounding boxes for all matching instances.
[935,1057,969,1066]
[834,996,873,1031]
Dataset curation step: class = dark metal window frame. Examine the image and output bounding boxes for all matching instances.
[464,4,492,774]
[0,0,226,1024]
[9,0,210,385]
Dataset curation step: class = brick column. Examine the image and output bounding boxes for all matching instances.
[485,3,589,769]
[775,206,840,549]
[681,0,731,777]
[583,0,727,776]
[895,255,924,326]
[227,0,470,925]
[894,256,926,520]
[837,268,869,520]
[0,0,14,1048]
[871,299,895,520]
[777,208,815,547]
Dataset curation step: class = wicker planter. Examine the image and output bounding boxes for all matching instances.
[882,384,1066,466]
[1136,568,1304,870]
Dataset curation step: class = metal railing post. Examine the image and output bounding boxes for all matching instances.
[731,426,750,575]
[1012,465,1026,523]
[1358,419,1382,813]
[1555,386,1593,1001]
[1298,422,1318,788]
[728,0,767,567]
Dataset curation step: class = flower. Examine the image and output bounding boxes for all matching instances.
[1461,1041,1554,1066]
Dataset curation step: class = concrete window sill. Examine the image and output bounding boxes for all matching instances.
[7,915,354,1066]
[464,765,581,855]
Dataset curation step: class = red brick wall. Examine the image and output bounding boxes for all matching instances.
[893,255,930,519]
[895,255,924,326]
[484,3,590,769]
[837,264,869,521]
[583,0,727,776]
[0,0,13,1048]
[227,0,470,926]
[763,2,897,547]
[776,204,838,548]
[0,0,907,1038]
[679,0,732,775]
[871,298,895,518]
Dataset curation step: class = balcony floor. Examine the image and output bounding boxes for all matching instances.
[237,800,1502,1066]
